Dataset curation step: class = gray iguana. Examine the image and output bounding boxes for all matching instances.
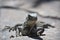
[2,12,55,37]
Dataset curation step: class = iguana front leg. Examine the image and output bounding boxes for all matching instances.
[43,24,55,28]
[2,26,11,31]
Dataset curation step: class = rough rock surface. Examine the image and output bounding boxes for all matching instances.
[0,0,60,40]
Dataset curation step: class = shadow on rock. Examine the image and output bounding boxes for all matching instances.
[28,36,43,40]
[33,0,52,8]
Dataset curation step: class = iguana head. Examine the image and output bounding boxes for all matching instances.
[26,12,37,26]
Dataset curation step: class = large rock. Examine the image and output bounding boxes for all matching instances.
[0,0,60,40]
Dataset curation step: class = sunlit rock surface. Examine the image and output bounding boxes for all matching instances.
[0,0,60,40]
